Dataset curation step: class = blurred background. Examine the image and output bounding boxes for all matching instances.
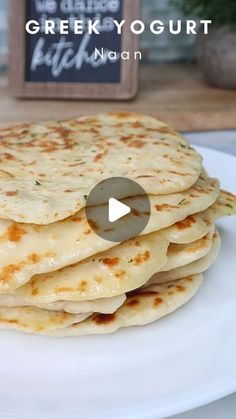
[0,0,7,71]
[0,0,236,135]
[0,0,196,71]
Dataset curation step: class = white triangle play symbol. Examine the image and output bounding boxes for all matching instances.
[108,198,131,223]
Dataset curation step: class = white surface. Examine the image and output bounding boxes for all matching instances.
[169,131,236,419]
[108,197,131,222]
[185,130,236,156]
[0,145,235,419]
[171,393,236,419]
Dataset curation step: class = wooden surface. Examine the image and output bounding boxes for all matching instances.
[1,63,236,131]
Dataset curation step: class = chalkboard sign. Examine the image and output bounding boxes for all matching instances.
[9,0,140,99]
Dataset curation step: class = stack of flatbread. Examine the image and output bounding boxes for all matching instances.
[0,113,235,337]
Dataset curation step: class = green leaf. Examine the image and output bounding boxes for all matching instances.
[172,0,236,26]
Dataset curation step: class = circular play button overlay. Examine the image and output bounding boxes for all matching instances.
[85,177,151,243]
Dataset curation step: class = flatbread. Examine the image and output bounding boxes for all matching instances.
[0,216,213,312]
[0,224,214,312]
[0,275,202,336]
[161,232,214,273]
[0,224,213,309]
[147,230,220,285]
[0,232,170,301]
[0,177,219,293]
[162,208,214,244]
[210,190,236,219]
[0,307,90,334]
[0,293,126,315]
[47,275,203,337]
[0,218,214,312]
[0,113,203,224]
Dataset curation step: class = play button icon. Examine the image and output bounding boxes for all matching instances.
[109,198,131,223]
[85,177,151,243]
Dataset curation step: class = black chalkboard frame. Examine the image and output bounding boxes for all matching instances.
[9,0,140,100]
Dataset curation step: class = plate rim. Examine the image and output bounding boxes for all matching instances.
[1,145,236,419]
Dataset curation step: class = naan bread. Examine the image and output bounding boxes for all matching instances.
[0,225,214,313]
[161,232,214,273]
[210,190,236,219]
[0,293,126,315]
[0,307,90,334]
[0,232,170,301]
[148,230,220,285]
[0,177,219,293]
[0,113,203,224]
[0,215,214,312]
[47,275,203,337]
[0,215,213,313]
[162,208,214,244]
[0,275,202,336]
[0,224,213,309]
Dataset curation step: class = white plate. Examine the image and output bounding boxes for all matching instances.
[0,146,236,419]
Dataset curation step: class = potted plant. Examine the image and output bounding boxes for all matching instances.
[175,0,236,88]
